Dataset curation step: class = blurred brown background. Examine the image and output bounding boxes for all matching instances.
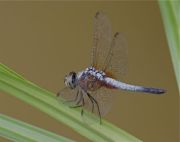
[0,1,179,142]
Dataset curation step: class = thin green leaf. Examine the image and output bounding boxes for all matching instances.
[0,114,75,142]
[0,64,142,142]
[158,1,180,93]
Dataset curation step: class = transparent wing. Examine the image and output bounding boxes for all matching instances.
[93,87,115,116]
[57,86,115,124]
[103,32,128,80]
[91,11,112,70]
[56,87,80,106]
[83,87,115,117]
[91,12,127,80]
[80,87,115,124]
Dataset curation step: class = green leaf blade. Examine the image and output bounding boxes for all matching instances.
[0,114,75,142]
[0,64,142,142]
[158,1,180,93]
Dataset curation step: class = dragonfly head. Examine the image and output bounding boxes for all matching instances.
[64,71,77,89]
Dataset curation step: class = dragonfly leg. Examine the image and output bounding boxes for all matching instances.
[87,92,102,124]
[86,93,94,113]
[65,90,79,103]
[81,97,85,116]
[70,91,83,108]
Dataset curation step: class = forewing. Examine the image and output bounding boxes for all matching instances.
[91,11,112,70]
[104,32,128,80]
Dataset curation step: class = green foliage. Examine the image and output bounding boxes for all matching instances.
[159,1,180,93]
[0,114,75,142]
[0,64,141,142]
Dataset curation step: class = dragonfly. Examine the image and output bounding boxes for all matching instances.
[57,11,165,124]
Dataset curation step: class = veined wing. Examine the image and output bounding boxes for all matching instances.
[103,32,127,80]
[91,11,112,70]
[85,87,115,117]
[91,12,127,80]
[57,85,113,115]
[81,87,115,124]
[56,86,114,124]
[93,87,115,116]
[57,87,80,106]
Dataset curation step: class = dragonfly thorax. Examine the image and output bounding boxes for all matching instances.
[84,66,106,80]
[75,67,106,92]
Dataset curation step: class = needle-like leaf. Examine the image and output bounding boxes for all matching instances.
[0,64,141,142]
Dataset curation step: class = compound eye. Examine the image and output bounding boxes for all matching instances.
[71,73,76,84]
[72,72,76,79]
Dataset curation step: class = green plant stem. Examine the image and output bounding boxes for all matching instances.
[0,114,75,142]
[0,64,141,142]
[158,1,180,93]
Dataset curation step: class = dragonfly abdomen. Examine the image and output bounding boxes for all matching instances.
[104,77,165,94]
[138,87,165,94]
